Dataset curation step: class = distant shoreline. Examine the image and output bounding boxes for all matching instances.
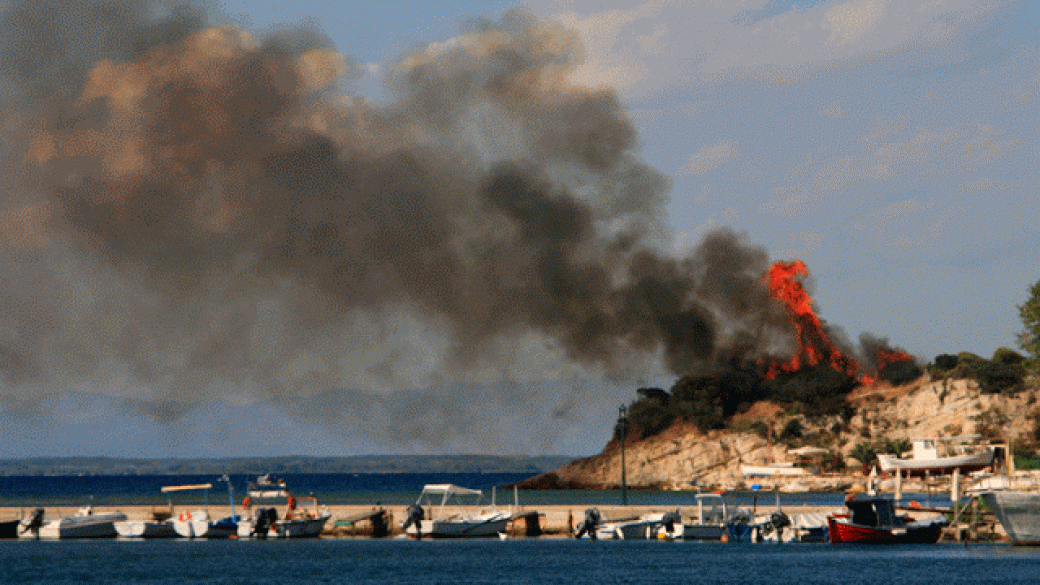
[0,455,574,477]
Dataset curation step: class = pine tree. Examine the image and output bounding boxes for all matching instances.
[1016,280,1040,370]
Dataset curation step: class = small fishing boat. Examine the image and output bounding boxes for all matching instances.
[115,519,179,538]
[827,495,946,544]
[115,483,196,538]
[170,477,240,539]
[402,484,510,538]
[246,474,289,499]
[661,494,729,540]
[595,512,672,540]
[35,504,127,539]
[876,438,995,476]
[238,476,331,539]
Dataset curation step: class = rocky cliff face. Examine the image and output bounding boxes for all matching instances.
[522,376,1038,490]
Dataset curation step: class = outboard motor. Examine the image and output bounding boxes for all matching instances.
[662,510,682,537]
[371,509,389,538]
[574,507,601,540]
[727,508,755,542]
[253,507,278,538]
[20,508,44,539]
[762,510,791,542]
[402,504,425,537]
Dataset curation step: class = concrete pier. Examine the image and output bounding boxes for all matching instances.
[0,500,1002,541]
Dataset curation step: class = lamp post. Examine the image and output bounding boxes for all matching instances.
[619,404,628,506]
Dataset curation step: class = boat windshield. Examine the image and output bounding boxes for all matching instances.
[416,484,485,508]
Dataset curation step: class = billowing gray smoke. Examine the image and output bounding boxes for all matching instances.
[0,1,795,452]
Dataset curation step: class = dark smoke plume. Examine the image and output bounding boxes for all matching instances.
[0,1,799,452]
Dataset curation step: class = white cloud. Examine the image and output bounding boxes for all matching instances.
[960,178,1012,192]
[537,0,995,97]
[678,139,739,176]
[822,0,888,46]
[761,119,1006,218]
[961,123,1019,168]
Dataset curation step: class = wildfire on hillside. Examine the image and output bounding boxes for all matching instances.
[761,260,914,386]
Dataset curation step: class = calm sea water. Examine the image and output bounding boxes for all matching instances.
[0,473,950,509]
[1,474,1028,584]
[3,539,1039,584]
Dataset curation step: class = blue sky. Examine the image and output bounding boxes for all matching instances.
[1,0,1038,459]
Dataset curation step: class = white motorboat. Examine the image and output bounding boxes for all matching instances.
[34,505,127,539]
[661,493,729,540]
[877,438,995,476]
[979,490,1040,545]
[168,478,240,539]
[402,484,510,538]
[238,478,331,539]
[595,511,674,540]
[115,520,179,538]
[246,474,289,499]
[115,483,198,538]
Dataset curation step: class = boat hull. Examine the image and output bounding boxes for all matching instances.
[115,521,179,538]
[36,513,127,539]
[877,449,995,476]
[408,515,509,538]
[0,519,19,539]
[827,517,943,544]
[173,515,239,539]
[674,524,726,540]
[239,514,330,539]
[277,515,329,538]
[979,491,1040,545]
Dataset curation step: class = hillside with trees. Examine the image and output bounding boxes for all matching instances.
[521,279,1040,490]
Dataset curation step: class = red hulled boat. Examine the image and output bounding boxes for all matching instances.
[827,496,946,544]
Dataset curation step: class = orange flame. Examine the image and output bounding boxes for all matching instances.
[876,347,914,372]
[763,260,865,382]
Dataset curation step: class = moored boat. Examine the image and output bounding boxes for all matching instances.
[168,478,240,539]
[595,512,672,540]
[978,490,1040,545]
[827,495,945,544]
[877,438,995,476]
[402,484,510,538]
[115,484,192,538]
[238,476,331,539]
[115,520,179,538]
[34,505,127,539]
[661,493,729,540]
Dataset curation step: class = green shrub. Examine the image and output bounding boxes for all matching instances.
[993,347,1026,365]
[877,359,923,385]
[850,442,878,467]
[779,418,803,441]
[957,352,987,372]
[749,420,770,440]
[975,360,1026,395]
